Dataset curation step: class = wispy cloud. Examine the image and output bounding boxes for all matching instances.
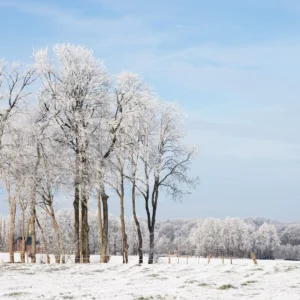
[0,0,164,47]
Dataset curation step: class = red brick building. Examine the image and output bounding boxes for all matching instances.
[14,237,43,254]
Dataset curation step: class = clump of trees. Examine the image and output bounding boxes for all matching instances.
[165,217,282,259]
[0,44,199,264]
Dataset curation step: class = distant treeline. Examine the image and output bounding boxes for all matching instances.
[1,212,299,261]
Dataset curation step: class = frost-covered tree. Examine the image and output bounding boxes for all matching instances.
[222,218,254,258]
[34,44,110,263]
[136,102,199,263]
[280,225,300,246]
[195,219,223,257]
[91,72,153,263]
[254,223,281,259]
[0,60,36,148]
[0,114,36,262]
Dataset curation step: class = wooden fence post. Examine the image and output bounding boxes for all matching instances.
[251,252,258,265]
[208,254,211,264]
[168,251,170,264]
[222,256,224,264]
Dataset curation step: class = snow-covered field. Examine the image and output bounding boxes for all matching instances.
[0,254,300,300]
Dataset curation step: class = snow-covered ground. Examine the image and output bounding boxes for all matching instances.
[0,254,300,299]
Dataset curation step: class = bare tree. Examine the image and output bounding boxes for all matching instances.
[130,150,144,264]
[136,103,199,264]
[4,176,17,263]
[0,60,35,148]
[90,72,150,263]
[106,153,129,263]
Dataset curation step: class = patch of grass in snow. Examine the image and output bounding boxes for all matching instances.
[147,274,168,280]
[81,293,94,299]
[4,292,30,297]
[284,265,299,272]
[92,269,105,273]
[141,268,151,272]
[198,283,209,287]
[24,272,36,275]
[19,268,32,272]
[241,280,257,286]
[134,296,172,300]
[218,284,237,290]
[45,266,70,272]
[147,273,160,278]
[185,279,198,284]
[1,266,31,273]
[59,292,75,299]
[107,266,119,271]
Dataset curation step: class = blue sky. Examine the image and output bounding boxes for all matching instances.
[0,0,300,222]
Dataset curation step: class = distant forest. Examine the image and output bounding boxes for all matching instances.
[1,212,299,261]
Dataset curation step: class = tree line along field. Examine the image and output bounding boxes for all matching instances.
[1,213,300,262]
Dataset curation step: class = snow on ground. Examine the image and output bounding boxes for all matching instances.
[0,254,300,300]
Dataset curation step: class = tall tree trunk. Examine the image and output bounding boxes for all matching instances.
[147,179,159,265]
[21,209,31,264]
[113,237,117,255]
[9,204,16,263]
[120,194,128,264]
[49,204,63,264]
[100,194,109,263]
[132,179,143,264]
[5,178,16,263]
[80,149,90,264]
[31,143,41,264]
[21,216,32,264]
[118,166,128,264]
[36,216,50,264]
[21,209,26,263]
[81,185,89,263]
[74,148,80,263]
[31,204,37,263]
[97,188,103,262]
[31,187,38,264]
[148,228,155,264]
